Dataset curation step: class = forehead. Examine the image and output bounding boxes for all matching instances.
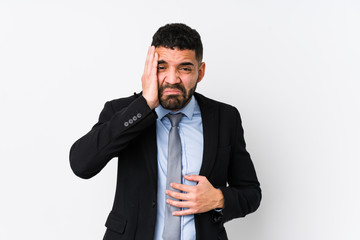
[155,47,197,65]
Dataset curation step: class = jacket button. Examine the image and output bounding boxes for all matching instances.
[129,119,134,124]
[133,116,137,121]
[124,122,129,127]
[137,113,142,118]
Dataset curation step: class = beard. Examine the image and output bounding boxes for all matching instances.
[158,83,197,110]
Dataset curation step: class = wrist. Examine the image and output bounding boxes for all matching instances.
[215,189,224,209]
[142,94,158,110]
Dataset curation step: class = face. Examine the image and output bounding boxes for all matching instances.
[156,47,205,111]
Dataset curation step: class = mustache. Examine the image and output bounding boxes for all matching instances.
[158,83,186,95]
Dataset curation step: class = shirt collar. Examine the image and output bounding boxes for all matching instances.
[155,95,196,120]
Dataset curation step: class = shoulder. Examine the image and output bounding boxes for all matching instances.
[194,92,239,115]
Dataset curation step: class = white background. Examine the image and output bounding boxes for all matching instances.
[1,0,359,239]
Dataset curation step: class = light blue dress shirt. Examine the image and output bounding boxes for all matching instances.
[153,96,203,240]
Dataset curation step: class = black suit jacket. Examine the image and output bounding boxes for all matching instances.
[70,92,261,240]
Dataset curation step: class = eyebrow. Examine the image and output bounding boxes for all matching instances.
[179,62,195,66]
[157,60,195,67]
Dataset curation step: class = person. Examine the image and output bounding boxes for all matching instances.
[69,23,261,240]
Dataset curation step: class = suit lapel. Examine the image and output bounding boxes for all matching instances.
[195,93,219,178]
[142,123,158,193]
[141,93,219,191]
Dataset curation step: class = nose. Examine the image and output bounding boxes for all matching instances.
[164,68,180,84]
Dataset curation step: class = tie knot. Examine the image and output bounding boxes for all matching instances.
[167,113,183,127]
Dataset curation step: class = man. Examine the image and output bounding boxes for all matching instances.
[70,23,261,240]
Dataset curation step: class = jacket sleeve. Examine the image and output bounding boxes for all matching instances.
[218,108,261,223]
[69,95,158,179]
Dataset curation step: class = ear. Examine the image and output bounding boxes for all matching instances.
[197,62,206,83]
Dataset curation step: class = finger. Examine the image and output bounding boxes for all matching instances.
[150,52,158,77]
[172,208,195,216]
[184,175,204,182]
[166,198,193,209]
[171,183,194,193]
[166,190,190,201]
[146,46,155,74]
[144,46,152,72]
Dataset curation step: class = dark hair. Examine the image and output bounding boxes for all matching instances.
[151,23,203,62]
